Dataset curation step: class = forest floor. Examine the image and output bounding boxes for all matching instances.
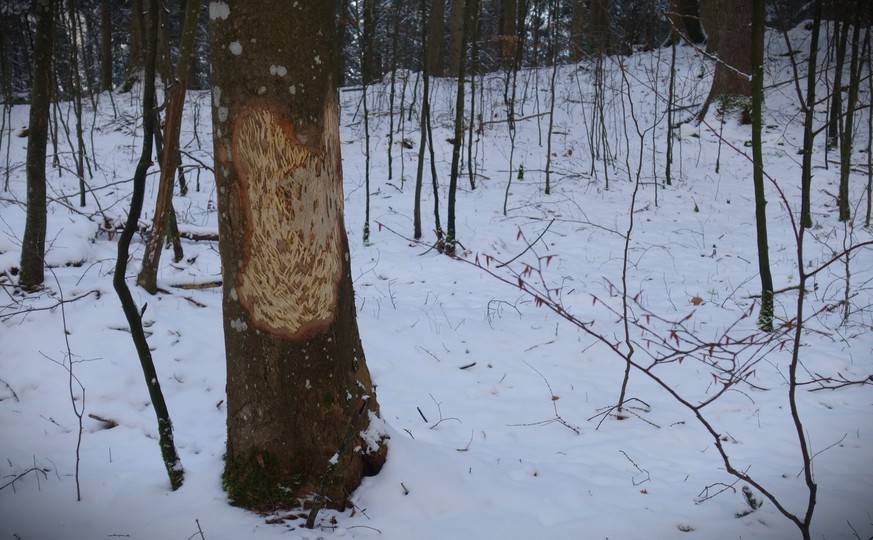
[1,23,872,540]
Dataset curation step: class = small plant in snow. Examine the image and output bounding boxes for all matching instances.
[736,485,763,518]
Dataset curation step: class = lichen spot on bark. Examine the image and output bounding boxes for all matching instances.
[232,108,342,339]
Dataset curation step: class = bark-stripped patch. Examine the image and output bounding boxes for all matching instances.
[232,106,342,339]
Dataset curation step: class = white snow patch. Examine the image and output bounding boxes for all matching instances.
[230,318,247,332]
[208,1,229,20]
[228,41,242,55]
[269,65,288,77]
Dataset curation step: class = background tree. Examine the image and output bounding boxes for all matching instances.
[136,0,201,294]
[19,0,54,290]
[112,0,184,491]
[427,0,447,75]
[210,0,387,512]
[750,0,774,330]
[699,0,752,121]
[100,0,112,92]
[669,0,705,44]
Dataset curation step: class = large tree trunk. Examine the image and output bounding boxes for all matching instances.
[699,0,753,121]
[499,0,517,68]
[570,0,586,62]
[669,0,706,44]
[590,0,610,55]
[19,0,53,290]
[427,0,446,76]
[700,0,752,124]
[210,0,387,513]
[448,0,466,76]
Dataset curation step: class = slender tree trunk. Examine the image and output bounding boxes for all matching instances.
[751,0,774,330]
[63,0,88,208]
[414,0,430,240]
[20,0,54,291]
[544,0,558,195]
[665,33,677,186]
[799,0,822,228]
[837,2,863,222]
[387,0,402,183]
[466,0,481,190]
[361,0,379,84]
[137,0,201,294]
[446,0,470,256]
[866,20,872,228]
[827,6,849,147]
[100,0,112,91]
[362,83,372,243]
[210,0,387,512]
[113,0,184,491]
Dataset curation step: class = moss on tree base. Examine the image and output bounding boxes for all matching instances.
[222,450,304,512]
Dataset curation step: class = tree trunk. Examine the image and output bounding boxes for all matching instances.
[210,0,387,512]
[800,0,822,228]
[669,0,706,44]
[19,0,53,290]
[837,1,863,222]
[100,0,112,91]
[137,0,201,294]
[570,0,586,62]
[122,0,143,92]
[446,0,470,255]
[427,0,446,76]
[361,0,379,84]
[590,0,610,55]
[500,0,517,68]
[751,0,774,330]
[448,0,466,76]
[113,0,184,491]
[827,5,849,147]
[336,0,349,87]
[699,0,753,121]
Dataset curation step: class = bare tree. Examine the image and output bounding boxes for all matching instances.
[19,0,54,290]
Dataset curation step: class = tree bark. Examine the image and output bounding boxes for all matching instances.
[446,0,470,255]
[699,0,753,121]
[113,0,184,491]
[590,0,610,55]
[751,0,774,330]
[210,0,387,512]
[800,0,822,228]
[570,0,586,62]
[448,0,466,76]
[137,0,201,294]
[19,0,53,290]
[500,0,517,68]
[669,0,705,44]
[427,0,446,76]
[100,0,112,91]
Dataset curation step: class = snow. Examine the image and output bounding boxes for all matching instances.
[1,24,872,540]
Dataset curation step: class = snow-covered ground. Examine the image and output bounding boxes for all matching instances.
[1,25,872,539]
